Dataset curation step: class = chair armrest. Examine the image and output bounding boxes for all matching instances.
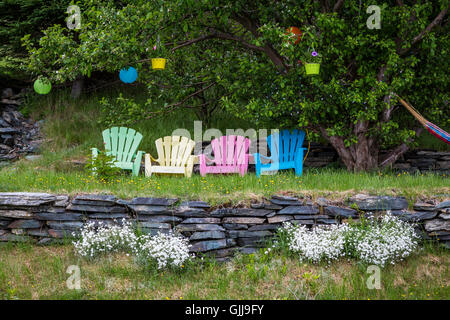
[254,153,273,161]
[198,154,215,164]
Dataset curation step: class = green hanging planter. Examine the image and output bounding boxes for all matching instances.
[305,63,320,75]
[33,78,52,94]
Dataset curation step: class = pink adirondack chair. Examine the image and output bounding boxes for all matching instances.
[199,135,251,177]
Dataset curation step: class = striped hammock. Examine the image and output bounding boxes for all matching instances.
[395,95,450,145]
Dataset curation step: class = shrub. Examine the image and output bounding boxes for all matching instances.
[345,213,419,267]
[73,220,137,258]
[133,232,192,270]
[277,213,419,267]
[280,222,349,264]
[85,151,121,181]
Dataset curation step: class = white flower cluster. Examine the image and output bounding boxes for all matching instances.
[281,212,419,267]
[73,219,138,258]
[282,222,349,263]
[133,232,192,270]
[346,213,419,267]
[73,220,192,270]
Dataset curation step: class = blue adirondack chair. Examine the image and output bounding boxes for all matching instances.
[253,129,307,177]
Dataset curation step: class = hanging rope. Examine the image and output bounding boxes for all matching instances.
[394,93,449,145]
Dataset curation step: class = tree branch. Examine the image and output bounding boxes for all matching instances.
[398,7,448,55]
[379,127,423,167]
[333,0,345,12]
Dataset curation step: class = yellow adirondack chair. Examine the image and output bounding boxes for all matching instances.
[145,136,196,178]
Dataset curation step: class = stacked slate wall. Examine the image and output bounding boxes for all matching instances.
[0,193,449,258]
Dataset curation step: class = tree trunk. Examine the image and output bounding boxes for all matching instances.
[71,76,84,99]
[319,125,379,171]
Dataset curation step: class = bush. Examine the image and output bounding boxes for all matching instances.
[73,221,192,270]
[280,222,349,264]
[277,213,419,267]
[345,213,419,267]
[133,232,192,270]
[73,220,138,258]
[85,151,121,181]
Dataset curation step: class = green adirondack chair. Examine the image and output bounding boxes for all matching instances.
[91,127,144,176]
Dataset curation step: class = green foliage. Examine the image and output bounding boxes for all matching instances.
[85,151,121,181]
[21,0,449,169]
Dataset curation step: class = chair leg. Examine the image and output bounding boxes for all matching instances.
[144,154,152,177]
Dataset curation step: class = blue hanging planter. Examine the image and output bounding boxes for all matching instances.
[119,67,137,83]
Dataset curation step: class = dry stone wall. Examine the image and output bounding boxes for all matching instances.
[0,193,449,259]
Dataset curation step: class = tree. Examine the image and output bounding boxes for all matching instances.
[24,0,449,170]
[0,0,68,83]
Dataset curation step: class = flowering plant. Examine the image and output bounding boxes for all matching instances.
[133,231,192,270]
[73,219,138,258]
[303,50,322,64]
[277,212,419,267]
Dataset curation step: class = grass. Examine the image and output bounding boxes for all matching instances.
[0,241,448,300]
[1,158,448,204]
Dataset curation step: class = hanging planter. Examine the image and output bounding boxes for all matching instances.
[151,58,166,70]
[33,78,52,95]
[285,27,303,45]
[303,50,322,76]
[119,67,138,83]
[305,63,320,75]
[151,37,167,70]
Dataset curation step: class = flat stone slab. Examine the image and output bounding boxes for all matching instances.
[270,198,303,206]
[0,193,56,207]
[325,206,358,218]
[267,215,294,224]
[222,223,248,230]
[138,222,171,229]
[413,202,436,211]
[348,195,408,211]
[175,224,225,232]
[222,217,266,224]
[189,231,226,241]
[189,239,228,252]
[136,215,182,223]
[139,228,171,236]
[291,219,315,225]
[66,204,127,213]
[424,219,450,232]
[179,201,210,209]
[173,207,208,217]
[35,212,84,221]
[0,233,32,242]
[436,201,450,209]
[73,194,117,203]
[228,230,273,238]
[126,205,169,215]
[0,210,33,219]
[181,217,221,224]
[47,221,84,231]
[278,205,319,215]
[27,228,50,237]
[248,224,281,231]
[210,208,273,217]
[8,219,42,229]
[123,197,178,206]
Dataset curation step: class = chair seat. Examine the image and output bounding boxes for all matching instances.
[113,162,133,170]
[203,165,243,173]
[150,166,186,174]
[260,161,296,171]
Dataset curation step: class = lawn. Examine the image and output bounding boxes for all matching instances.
[0,241,448,300]
[1,158,448,204]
